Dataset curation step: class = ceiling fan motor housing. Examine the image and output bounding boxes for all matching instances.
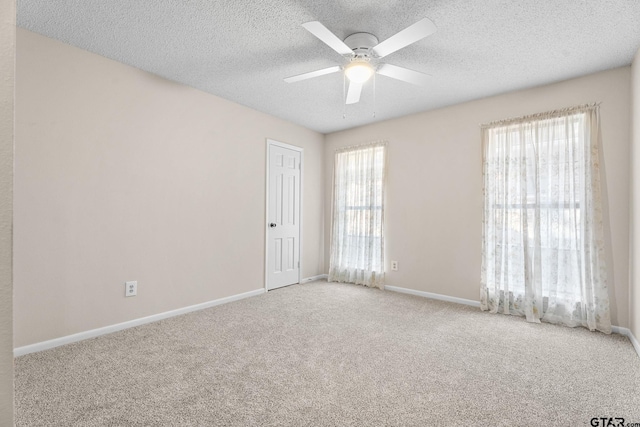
[344,32,379,57]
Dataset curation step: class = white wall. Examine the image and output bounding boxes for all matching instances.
[325,67,631,328]
[0,0,15,423]
[14,29,325,347]
[631,49,640,340]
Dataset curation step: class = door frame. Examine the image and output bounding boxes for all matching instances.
[264,139,304,291]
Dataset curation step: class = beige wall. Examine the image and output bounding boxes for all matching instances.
[14,29,324,347]
[13,26,635,352]
[631,49,640,340]
[325,67,631,328]
[0,0,15,423]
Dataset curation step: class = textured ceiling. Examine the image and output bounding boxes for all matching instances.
[17,0,640,133]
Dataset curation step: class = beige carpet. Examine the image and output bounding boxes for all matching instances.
[15,281,640,426]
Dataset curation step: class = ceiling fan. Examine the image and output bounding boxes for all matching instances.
[284,18,437,104]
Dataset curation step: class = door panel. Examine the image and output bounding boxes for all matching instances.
[267,144,301,290]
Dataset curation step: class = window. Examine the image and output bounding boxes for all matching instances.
[328,142,386,288]
[481,106,611,333]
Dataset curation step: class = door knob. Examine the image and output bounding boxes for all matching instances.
[269,223,277,228]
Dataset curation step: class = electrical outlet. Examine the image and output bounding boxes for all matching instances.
[391,261,398,271]
[125,281,137,297]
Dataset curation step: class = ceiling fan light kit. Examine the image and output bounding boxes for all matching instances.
[345,60,374,84]
[284,18,437,107]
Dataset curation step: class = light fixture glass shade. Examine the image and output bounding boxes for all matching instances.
[345,61,374,84]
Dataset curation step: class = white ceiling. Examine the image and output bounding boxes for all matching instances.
[17,0,640,134]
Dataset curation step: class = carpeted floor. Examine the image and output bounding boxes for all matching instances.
[15,281,640,426]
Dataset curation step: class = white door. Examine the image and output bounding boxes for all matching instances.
[267,144,301,290]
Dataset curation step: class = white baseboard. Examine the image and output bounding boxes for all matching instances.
[611,325,627,335]
[385,285,639,359]
[630,331,640,359]
[16,281,639,361]
[14,288,265,357]
[612,326,640,359]
[384,285,481,308]
[301,274,328,283]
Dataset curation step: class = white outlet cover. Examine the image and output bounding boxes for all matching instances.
[125,281,137,297]
[391,261,398,271]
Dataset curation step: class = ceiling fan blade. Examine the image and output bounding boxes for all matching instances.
[302,21,354,56]
[345,81,363,104]
[284,66,341,83]
[372,18,437,58]
[376,64,430,86]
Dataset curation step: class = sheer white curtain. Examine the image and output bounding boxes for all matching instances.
[329,141,386,288]
[481,105,611,333]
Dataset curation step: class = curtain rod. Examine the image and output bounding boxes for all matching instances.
[480,102,601,128]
